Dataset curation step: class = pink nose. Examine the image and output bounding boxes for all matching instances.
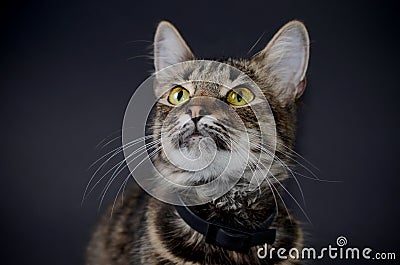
[187,105,205,119]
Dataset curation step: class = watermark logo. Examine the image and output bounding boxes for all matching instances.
[336,236,347,247]
[257,236,396,261]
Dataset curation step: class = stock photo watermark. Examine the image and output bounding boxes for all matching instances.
[257,236,396,261]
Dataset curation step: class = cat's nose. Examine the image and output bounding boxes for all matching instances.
[186,105,207,120]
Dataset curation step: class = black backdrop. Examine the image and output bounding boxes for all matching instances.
[1,1,399,264]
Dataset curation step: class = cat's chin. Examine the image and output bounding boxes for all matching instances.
[154,149,247,185]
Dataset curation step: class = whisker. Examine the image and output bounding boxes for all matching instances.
[252,143,306,206]
[110,175,130,217]
[99,135,122,149]
[247,31,265,55]
[217,134,282,218]
[263,142,334,182]
[232,127,325,182]
[290,171,341,183]
[268,172,312,224]
[126,54,152,62]
[88,135,154,170]
[124,39,153,46]
[222,134,307,222]
[95,129,123,149]
[83,138,160,202]
[99,145,163,209]
[94,140,161,198]
[275,141,321,172]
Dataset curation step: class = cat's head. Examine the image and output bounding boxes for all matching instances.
[149,21,310,196]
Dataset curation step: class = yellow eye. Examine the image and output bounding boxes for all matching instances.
[226,87,254,106]
[168,86,190,105]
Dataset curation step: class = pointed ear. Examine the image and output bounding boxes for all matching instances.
[154,21,195,72]
[253,20,310,104]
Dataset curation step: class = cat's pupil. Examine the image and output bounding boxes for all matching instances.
[177,90,183,101]
[237,91,243,102]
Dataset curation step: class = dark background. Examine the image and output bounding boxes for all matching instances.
[1,0,399,264]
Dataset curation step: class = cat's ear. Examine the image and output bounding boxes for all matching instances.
[154,21,195,72]
[253,20,310,105]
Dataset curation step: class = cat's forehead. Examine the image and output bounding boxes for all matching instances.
[184,82,220,97]
[157,60,253,97]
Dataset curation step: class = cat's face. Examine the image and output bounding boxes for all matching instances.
[149,21,309,192]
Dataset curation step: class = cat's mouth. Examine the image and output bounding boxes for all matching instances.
[190,126,204,138]
[190,132,202,137]
[179,129,206,143]
[178,128,229,150]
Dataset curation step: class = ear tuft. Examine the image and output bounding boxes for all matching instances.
[154,21,194,72]
[254,20,310,104]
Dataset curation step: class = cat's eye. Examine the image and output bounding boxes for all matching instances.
[226,87,254,106]
[168,86,190,105]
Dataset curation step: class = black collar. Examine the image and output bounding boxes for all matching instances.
[174,203,276,253]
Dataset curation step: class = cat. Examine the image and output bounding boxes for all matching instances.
[86,20,310,265]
